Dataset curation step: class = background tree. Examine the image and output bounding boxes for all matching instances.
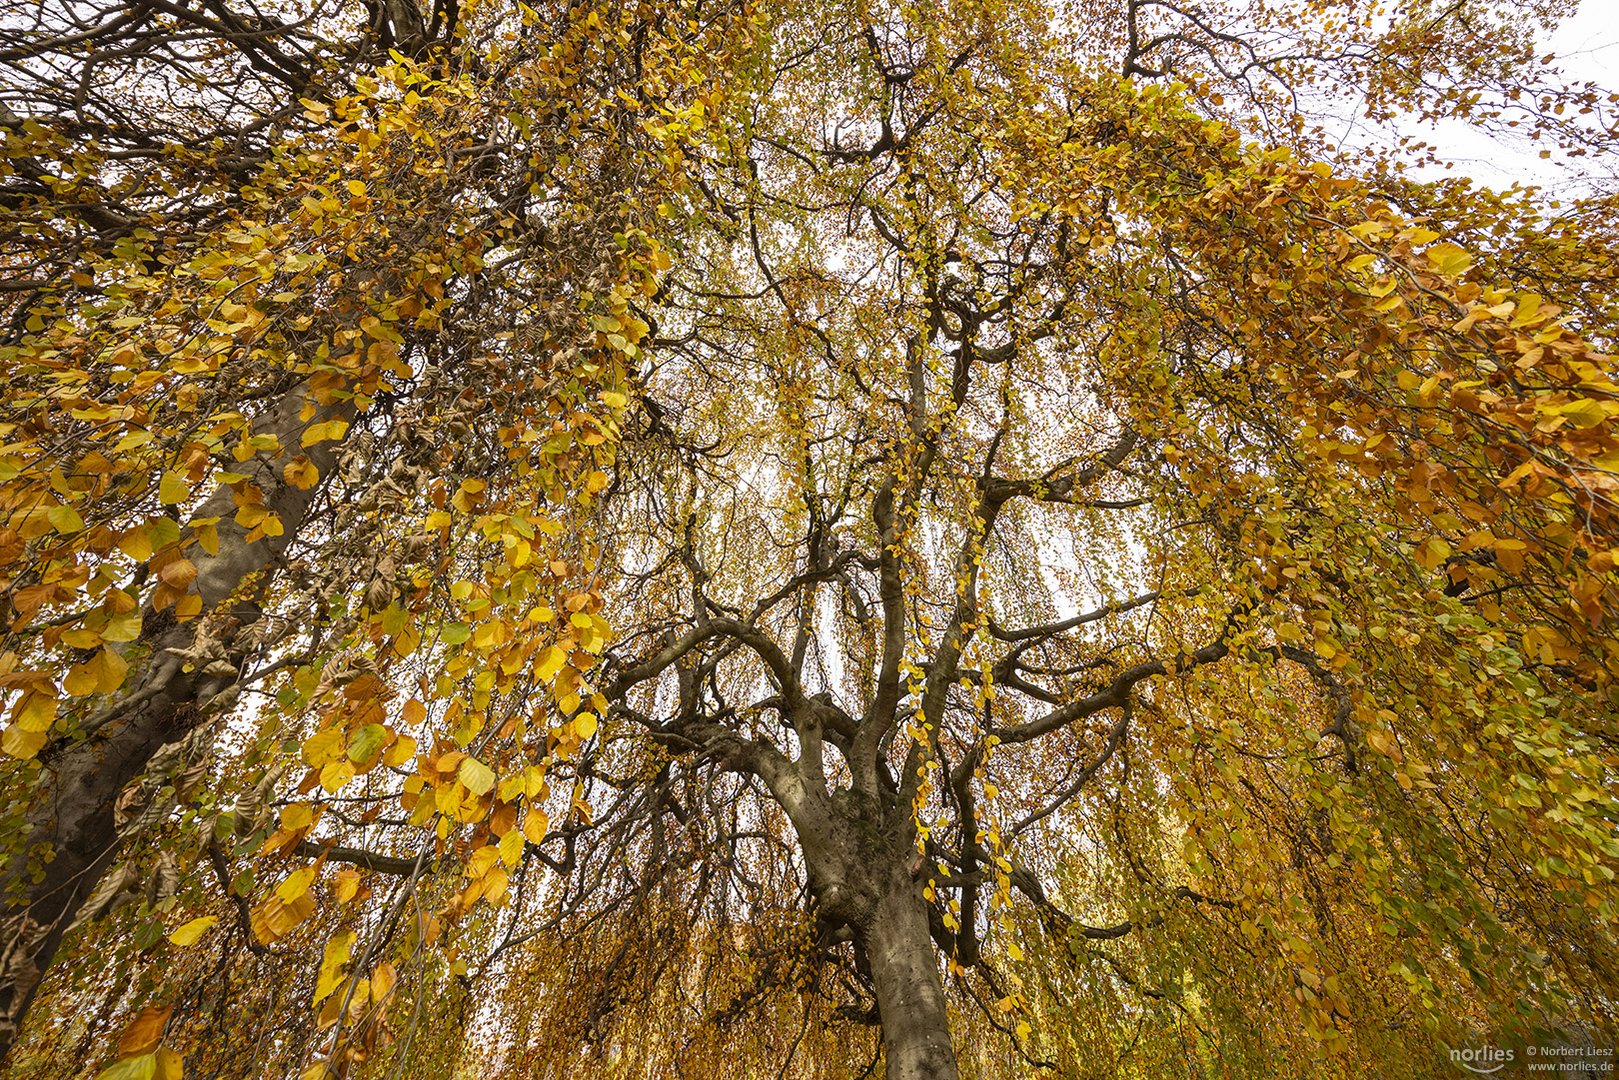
[2,0,1618,1077]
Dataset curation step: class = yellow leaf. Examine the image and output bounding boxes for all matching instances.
[117,527,153,561]
[280,803,313,831]
[158,559,198,589]
[383,735,417,768]
[314,930,354,1003]
[481,866,510,903]
[275,867,316,904]
[95,1055,158,1080]
[371,961,397,1003]
[1,725,47,759]
[154,1048,183,1080]
[319,759,355,793]
[283,456,320,489]
[118,1005,171,1058]
[523,765,548,799]
[1414,536,1451,570]
[1424,241,1473,277]
[499,826,523,868]
[103,611,143,643]
[169,916,219,947]
[332,869,362,904]
[114,429,153,452]
[1553,397,1614,430]
[11,692,56,733]
[96,649,130,694]
[522,808,549,845]
[158,471,190,505]
[533,646,566,682]
[465,844,500,879]
[300,419,350,448]
[250,891,316,944]
[64,660,100,697]
[302,727,344,767]
[458,756,496,796]
[61,628,103,649]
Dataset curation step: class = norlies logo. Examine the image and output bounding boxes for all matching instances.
[1452,1046,1516,1074]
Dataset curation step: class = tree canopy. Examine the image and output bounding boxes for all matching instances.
[1,0,1617,1077]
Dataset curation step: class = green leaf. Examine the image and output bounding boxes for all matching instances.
[94,1054,158,1080]
[47,505,85,534]
[347,723,389,765]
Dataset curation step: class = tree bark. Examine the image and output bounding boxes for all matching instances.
[863,873,960,1080]
[0,384,350,1060]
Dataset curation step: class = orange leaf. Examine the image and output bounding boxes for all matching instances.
[118,1005,171,1058]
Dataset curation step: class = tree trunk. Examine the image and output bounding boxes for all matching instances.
[863,875,959,1080]
[0,655,231,1058]
[0,385,349,1060]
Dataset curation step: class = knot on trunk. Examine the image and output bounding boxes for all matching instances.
[815,879,865,927]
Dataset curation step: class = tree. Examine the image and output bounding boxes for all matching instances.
[0,0,740,1067]
[2,0,1617,1077]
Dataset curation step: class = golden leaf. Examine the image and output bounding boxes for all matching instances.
[117,1005,171,1058]
[157,471,189,505]
[458,756,496,796]
[168,916,218,947]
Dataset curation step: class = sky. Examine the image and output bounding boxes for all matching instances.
[1400,0,1619,190]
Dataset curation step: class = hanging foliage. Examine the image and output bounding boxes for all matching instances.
[1,0,1616,1077]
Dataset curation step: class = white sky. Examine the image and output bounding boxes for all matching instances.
[1396,0,1619,190]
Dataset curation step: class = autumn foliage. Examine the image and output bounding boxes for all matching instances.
[1,0,1617,1077]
